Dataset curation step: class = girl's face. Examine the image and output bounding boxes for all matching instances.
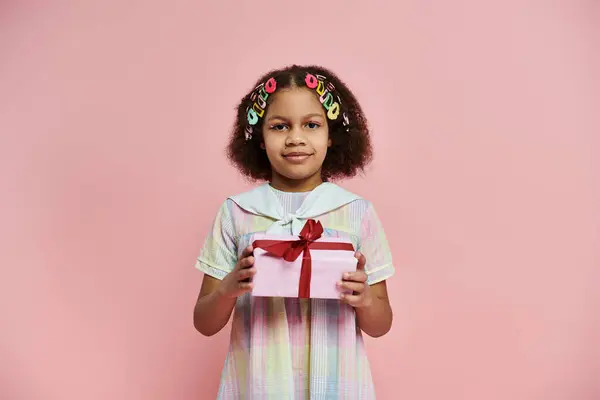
[262,87,331,192]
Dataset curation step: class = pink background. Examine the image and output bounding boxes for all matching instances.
[1,1,598,399]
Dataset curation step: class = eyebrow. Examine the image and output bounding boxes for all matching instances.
[267,113,325,122]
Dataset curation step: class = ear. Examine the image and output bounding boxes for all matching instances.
[327,138,332,147]
[260,142,266,150]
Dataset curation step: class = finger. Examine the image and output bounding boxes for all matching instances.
[340,293,362,307]
[237,267,256,281]
[355,252,366,271]
[342,270,368,283]
[337,281,365,293]
[237,255,255,270]
[237,281,254,292]
[241,245,254,258]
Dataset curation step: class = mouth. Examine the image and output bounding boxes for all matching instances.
[282,152,313,163]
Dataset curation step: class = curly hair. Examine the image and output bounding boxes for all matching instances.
[227,64,372,182]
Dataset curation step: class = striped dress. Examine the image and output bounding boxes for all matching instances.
[195,185,395,399]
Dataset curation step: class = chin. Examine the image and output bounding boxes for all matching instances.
[281,171,317,181]
[277,166,321,181]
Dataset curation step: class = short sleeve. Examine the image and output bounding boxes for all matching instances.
[194,200,238,280]
[357,202,395,285]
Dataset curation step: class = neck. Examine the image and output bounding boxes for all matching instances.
[270,171,324,193]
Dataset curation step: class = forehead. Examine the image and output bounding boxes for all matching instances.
[265,87,325,118]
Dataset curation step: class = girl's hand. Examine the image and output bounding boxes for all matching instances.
[337,252,372,308]
[217,246,256,299]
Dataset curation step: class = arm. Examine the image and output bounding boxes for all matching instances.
[355,281,393,338]
[193,276,236,336]
[338,253,393,338]
[193,246,256,337]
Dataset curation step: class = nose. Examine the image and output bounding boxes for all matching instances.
[285,127,307,146]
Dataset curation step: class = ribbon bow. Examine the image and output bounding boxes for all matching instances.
[252,219,354,298]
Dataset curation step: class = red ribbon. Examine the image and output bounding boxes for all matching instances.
[252,219,355,298]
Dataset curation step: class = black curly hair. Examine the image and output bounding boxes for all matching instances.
[227,64,372,182]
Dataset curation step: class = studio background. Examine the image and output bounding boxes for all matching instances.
[1,1,598,399]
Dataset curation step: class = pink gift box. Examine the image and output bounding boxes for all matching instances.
[250,233,357,299]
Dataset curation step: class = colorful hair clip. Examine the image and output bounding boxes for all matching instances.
[245,125,253,140]
[305,73,344,122]
[264,77,277,94]
[305,73,318,89]
[246,77,277,127]
[342,112,350,132]
[244,77,278,141]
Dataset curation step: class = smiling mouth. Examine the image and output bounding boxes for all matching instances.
[282,152,313,162]
[283,152,313,157]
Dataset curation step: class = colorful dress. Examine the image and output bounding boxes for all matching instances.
[195,183,395,399]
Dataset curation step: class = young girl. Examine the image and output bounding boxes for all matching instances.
[193,65,395,399]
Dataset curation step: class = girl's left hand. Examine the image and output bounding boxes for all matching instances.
[337,252,372,308]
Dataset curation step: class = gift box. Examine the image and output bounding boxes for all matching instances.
[250,220,357,299]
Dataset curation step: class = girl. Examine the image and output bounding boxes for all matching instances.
[193,65,395,399]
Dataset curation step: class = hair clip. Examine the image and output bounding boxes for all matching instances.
[305,73,342,121]
[244,77,277,141]
[342,112,350,132]
[246,78,276,126]
[244,123,254,141]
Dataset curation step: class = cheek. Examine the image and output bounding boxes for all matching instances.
[263,133,283,155]
[313,130,330,151]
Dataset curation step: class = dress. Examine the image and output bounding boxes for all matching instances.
[195,183,395,399]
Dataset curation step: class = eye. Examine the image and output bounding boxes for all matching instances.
[305,122,321,129]
[269,123,288,131]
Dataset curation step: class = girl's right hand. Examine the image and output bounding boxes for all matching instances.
[217,246,256,299]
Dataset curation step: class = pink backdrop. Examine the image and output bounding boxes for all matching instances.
[1,1,598,399]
